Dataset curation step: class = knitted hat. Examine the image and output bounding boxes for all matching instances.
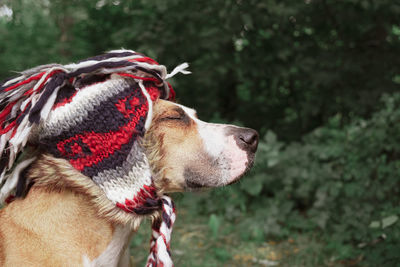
[0,50,189,266]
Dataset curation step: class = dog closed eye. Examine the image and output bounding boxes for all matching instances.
[164,115,183,120]
[159,107,190,124]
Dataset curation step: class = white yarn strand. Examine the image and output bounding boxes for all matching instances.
[2,75,25,87]
[166,63,191,79]
[138,81,153,130]
[10,116,31,148]
[0,157,36,203]
[39,82,64,121]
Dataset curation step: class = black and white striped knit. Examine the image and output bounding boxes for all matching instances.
[0,49,189,267]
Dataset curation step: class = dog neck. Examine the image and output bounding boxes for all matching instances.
[0,186,134,266]
[0,154,150,266]
[26,154,146,226]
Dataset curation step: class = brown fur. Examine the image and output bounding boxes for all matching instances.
[27,154,146,226]
[0,188,114,266]
[144,100,205,192]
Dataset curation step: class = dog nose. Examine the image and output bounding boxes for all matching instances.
[238,128,259,153]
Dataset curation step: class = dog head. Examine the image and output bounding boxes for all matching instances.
[144,99,258,192]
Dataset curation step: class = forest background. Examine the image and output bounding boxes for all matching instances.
[0,0,399,266]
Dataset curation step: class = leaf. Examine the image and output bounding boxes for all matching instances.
[392,25,400,36]
[214,247,231,261]
[267,157,279,167]
[369,221,380,228]
[392,75,400,84]
[265,130,277,144]
[241,14,254,30]
[382,215,398,229]
[208,214,220,239]
[240,175,263,196]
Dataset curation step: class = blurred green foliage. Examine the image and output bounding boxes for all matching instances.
[184,93,400,265]
[2,0,400,140]
[1,0,400,265]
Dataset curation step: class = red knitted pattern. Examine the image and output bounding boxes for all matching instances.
[55,101,148,171]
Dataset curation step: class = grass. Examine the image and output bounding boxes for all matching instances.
[129,205,348,267]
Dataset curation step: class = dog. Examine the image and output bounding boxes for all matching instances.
[0,51,258,266]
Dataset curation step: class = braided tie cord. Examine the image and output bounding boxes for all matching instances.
[146,195,176,267]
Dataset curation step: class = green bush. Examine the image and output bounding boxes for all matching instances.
[2,0,400,142]
[180,92,400,266]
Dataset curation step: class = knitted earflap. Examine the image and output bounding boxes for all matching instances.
[0,50,189,266]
